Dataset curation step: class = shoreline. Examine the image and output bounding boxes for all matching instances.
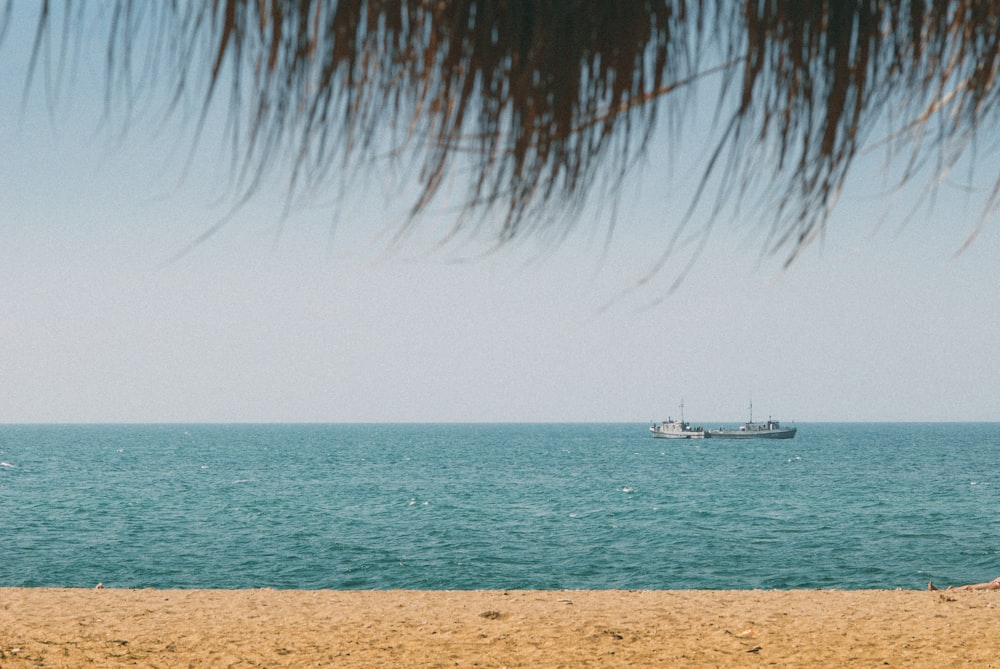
[3,588,1000,667]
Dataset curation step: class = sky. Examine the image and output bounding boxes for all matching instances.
[0,7,998,423]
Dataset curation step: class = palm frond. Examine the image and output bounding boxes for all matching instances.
[8,1,1000,259]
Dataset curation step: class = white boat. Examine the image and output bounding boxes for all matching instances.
[650,401,705,439]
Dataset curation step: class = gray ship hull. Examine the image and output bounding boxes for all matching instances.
[707,426,796,439]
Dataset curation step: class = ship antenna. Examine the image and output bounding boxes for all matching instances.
[680,399,684,423]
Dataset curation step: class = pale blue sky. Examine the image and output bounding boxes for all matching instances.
[1,6,997,423]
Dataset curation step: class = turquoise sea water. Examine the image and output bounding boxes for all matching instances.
[1,423,998,590]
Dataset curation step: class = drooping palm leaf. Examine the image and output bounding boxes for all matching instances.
[6,1,999,259]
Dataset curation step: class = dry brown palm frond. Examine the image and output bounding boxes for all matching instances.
[8,1,1000,261]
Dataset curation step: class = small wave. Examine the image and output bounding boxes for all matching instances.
[0,462,15,468]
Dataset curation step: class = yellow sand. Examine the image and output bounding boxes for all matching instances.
[2,588,999,667]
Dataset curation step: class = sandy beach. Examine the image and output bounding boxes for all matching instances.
[2,588,999,667]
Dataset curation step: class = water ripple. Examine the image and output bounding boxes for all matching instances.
[1,423,998,589]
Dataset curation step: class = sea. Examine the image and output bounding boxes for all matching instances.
[1,423,998,591]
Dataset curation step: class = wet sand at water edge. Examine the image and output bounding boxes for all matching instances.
[2,588,1000,667]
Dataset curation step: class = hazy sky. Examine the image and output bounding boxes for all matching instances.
[1,7,998,423]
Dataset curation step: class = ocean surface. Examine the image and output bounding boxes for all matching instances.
[1,423,998,590]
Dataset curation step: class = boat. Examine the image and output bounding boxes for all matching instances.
[650,418,707,439]
[706,402,796,439]
[650,401,706,439]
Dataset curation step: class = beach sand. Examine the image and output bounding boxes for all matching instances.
[2,588,999,667]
